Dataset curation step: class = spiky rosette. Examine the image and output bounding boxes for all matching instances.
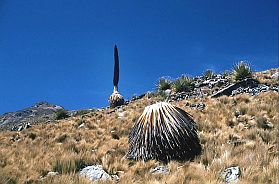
[109,91,124,108]
[126,102,201,162]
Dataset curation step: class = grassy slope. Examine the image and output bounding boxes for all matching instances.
[0,72,278,184]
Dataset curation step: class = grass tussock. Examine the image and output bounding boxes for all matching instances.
[0,88,278,183]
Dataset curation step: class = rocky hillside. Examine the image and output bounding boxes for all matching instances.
[0,68,278,184]
[0,102,63,131]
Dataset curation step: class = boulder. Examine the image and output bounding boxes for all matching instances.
[220,166,241,183]
[79,165,111,181]
[211,78,259,98]
[150,166,170,174]
[271,72,279,79]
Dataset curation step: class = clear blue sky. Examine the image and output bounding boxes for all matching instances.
[0,0,278,114]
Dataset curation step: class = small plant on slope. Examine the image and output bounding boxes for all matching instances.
[55,109,69,120]
[172,75,194,93]
[156,77,172,92]
[203,69,215,79]
[233,61,253,81]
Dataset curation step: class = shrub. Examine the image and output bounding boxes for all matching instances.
[55,134,68,143]
[55,109,69,120]
[156,77,172,92]
[172,75,194,92]
[233,61,252,81]
[223,70,231,77]
[52,158,86,174]
[203,69,215,79]
[74,110,92,117]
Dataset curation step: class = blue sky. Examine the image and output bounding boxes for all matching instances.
[0,0,278,114]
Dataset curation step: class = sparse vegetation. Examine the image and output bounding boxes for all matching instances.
[156,77,172,92]
[0,70,278,184]
[172,75,194,92]
[52,158,87,174]
[233,61,253,81]
[56,109,69,120]
[203,69,215,79]
[74,110,92,117]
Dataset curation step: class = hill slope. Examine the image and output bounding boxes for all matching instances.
[0,69,278,184]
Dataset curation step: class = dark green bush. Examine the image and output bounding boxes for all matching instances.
[172,75,194,92]
[55,134,68,143]
[55,109,69,120]
[233,61,252,81]
[203,69,215,79]
[157,77,172,92]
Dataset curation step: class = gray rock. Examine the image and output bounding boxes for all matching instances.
[212,78,259,98]
[11,122,32,131]
[78,123,85,129]
[150,166,170,174]
[164,89,172,96]
[46,171,59,177]
[111,174,120,181]
[262,121,274,129]
[271,72,279,79]
[220,166,241,183]
[79,165,111,181]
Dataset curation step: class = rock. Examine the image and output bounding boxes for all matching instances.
[111,174,120,181]
[11,122,32,131]
[212,78,259,98]
[164,89,172,96]
[262,121,274,129]
[131,93,145,101]
[117,112,125,119]
[150,166,170,174]
[220,166,241,183]
[186,102,205,110]
[79,165,111,181]
[78,123,85,129]
[271,72,279,79]
[10,134,21,142]
[46,171,59,177]
[39,171,59,181]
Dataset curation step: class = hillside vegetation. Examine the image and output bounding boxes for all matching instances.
[0,69,278,184]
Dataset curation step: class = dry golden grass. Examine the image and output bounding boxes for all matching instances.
[255,68,279,86]
[0,84,278,183]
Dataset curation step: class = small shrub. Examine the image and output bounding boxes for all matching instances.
[55,109,69,120]
[74,110,92,117]
[157,77,172,92]
[233,61,253,81]
[223,70,231,77]
[0,171,17,184]
[75,118,85,127]
[172,75,194,92]
[28,132,37,140]
[52,158,86,174]
[55,134,68,143]
[203,69,215,79]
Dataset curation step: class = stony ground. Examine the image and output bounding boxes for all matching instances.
[0,69,278,184]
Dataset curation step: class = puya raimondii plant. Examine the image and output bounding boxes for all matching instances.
[108,45,124,108]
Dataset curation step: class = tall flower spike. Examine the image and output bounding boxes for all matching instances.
[126,102,201,163]
[113,45,119,90]
[108,45,124,108]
